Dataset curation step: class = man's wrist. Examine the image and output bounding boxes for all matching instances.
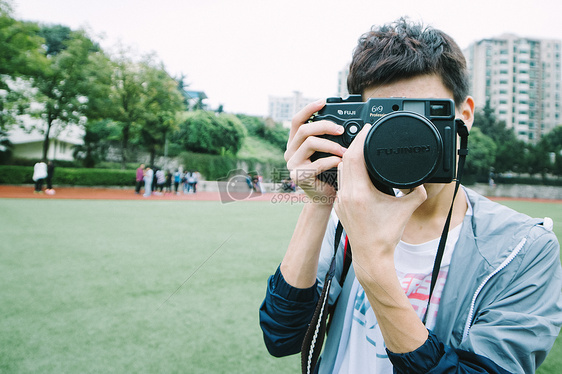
[303,195,336,208]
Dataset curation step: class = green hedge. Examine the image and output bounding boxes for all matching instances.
[0,156,288,187]
[4,164,562,188]
[0,166,34,184]
[0,166,135,187]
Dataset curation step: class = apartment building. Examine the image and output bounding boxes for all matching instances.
[337,63,350,98]
[268,91,316,124]
[464,34,561,143]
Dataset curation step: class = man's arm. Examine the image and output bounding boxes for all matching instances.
[259,265,319,357]
[280,203,333,288]
[259,203,335,357]
[260,100,346,356]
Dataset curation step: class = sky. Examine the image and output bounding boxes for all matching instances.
[11,0,562,116]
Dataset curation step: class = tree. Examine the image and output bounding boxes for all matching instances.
[474,101,524,174]
[464,127,496,181]
[38,24,73,55]
[29,26,98,160]
[216,114,247,155]
[81,49,116,121]
[521,142,548,177]
[98,50,148,168]
[0,1,45,79]
[73,119,120,167]
[172,111,246,156]
[236,114,289,150]
[0,126,12,162]
[137,60,184,166]
[176,73,190,110]
[537,126,562,177]
[0,1,46,129]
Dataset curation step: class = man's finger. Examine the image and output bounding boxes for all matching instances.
[289,99,326,142]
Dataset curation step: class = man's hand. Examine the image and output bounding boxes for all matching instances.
[285,99,346,205]
[334,123,427,262]
[279,99,348,288]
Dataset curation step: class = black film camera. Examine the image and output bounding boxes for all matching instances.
[310,95,459,193]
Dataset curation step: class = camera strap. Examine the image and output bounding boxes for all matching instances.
[301,221,343,374]
[301,120,469,373]
[422,119,469,324]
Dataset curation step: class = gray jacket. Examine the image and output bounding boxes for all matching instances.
[317,187,562,373]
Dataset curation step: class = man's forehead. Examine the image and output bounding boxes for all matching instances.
[363,75,454,100]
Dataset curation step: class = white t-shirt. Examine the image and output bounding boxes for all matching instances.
[335,198,472,374]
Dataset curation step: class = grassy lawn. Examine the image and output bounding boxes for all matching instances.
[0,197,560,373]
[0,199,302,373]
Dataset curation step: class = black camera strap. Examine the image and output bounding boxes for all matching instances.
[301,120,469,373]
[422,119,469,324]
[301,221,343,374]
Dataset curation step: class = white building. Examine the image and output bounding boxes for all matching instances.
[464,34,561,143]
[337,63,350,98]
[2,78,84,161]
[7,114,84,162]
[268,91,317,124]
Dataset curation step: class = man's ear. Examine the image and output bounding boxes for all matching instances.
[460,96,475,131]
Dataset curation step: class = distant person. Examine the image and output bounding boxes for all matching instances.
[143,166,153,197]
[45,160,56,195]
[135,163,145,194]
[173,169,181,194]
[182,171,189,193]
[152,167,158,192]
[186,170,198,193]
[489,169,496,188]
[281,178,296,192]
[32,160,48,193]
[193,171,200,193]
[252,174,263,194]
[155,168,166,194]
[165,170,172,193]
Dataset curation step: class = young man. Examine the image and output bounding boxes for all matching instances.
[32,159,48,193]
[143,166,153,198]
[259,19,562,373]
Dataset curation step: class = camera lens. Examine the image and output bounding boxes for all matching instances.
[363,112,442,189]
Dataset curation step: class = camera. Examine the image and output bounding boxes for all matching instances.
[310,95,459,193]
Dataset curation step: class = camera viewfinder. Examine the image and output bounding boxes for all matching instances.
[429,102,450,117]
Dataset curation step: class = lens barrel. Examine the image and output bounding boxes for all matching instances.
[364,112,443,189]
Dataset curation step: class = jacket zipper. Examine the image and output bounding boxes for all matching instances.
[462,237,528,339]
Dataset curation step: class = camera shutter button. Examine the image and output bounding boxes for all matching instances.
[342,122,361,146]
[347,124,359,135]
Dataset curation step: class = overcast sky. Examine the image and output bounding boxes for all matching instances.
[11,0,562,116]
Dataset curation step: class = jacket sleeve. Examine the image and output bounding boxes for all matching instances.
[259,266,319,357]
[387,330,512,374]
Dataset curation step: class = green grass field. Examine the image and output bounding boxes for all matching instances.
[0,197,560,373]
